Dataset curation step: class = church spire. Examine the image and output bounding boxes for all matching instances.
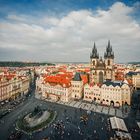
[90,42,99,59]
[108,40,110,48]
[104,40,114,59]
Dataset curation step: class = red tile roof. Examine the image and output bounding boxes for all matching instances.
[115,72,124,81]
[125,79,133,85]
[44,74,72,88]
[81,75,88,85]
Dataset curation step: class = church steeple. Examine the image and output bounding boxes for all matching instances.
[90,42,99,59]
[104,40,114,59]
[90,41,115,84]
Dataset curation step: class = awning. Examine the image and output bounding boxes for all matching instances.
[109,116,128,132]
[137,122,140,128]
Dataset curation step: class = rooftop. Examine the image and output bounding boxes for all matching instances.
[73,72,82,81]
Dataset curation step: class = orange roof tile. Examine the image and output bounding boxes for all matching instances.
[81,75,88,85]
[126,79,133,85]
[44,74,71,88]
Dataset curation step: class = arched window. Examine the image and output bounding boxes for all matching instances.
[108,60,110,65]
[93,60,95,65]
[99,71,103,83]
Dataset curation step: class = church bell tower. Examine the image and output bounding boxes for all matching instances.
[104,40,115,80]
[90,42,99,83]
[90,40,115,84]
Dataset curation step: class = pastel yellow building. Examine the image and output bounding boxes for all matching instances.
[132,72,140,89]
[84,84,101,103]
[0,75,30,102]
[84,81,133,107]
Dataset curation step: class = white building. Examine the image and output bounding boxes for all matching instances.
[84,81,133,107]
[36,74,72,102]
[83,84,101,103]
[0,74,30,101]
[71,73,83,100]
[132,72,140,89]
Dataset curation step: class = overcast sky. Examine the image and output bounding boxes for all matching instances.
[0,0,140,63]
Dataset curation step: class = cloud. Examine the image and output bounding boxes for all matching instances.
[0,2,140,62]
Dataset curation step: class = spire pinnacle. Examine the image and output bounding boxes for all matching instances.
[90,42,99,59]
[108,40,110,47]
[104,40,114,59]
[94,42,96,48]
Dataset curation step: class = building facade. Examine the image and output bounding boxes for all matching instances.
[101,81,132,106]
[71,72,83,100]
[84,81,133,107]
[36,74,72,102]
[83,84,101,103]
[132,72,140,89]
[0,75,30,102]
[42,83,72,102]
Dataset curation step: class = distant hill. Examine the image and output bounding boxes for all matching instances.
[0,61,55,67]
[127,62,140,65]
[53,62,88,64]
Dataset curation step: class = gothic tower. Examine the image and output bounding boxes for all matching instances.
[104,40,115,80]
[90,41,115,84]
[90,42,99,69]
[90,42,99,83]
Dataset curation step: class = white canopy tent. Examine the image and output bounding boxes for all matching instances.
[109,116,128,132]
[137,122,140,129]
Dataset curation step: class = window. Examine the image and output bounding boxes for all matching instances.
[93,60,95,65]
[108,60,110,65]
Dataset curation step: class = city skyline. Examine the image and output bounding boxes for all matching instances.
[0,0,140,63]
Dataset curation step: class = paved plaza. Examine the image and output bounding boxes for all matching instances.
[0,88,139,140]
[41,95,129,119]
